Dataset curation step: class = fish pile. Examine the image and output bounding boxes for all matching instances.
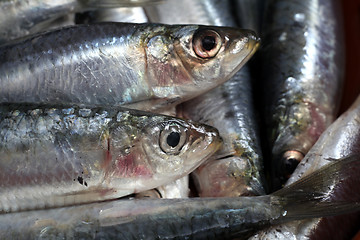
[0,0,359,239]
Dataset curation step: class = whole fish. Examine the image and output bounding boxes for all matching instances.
[260,0,345,189]
[146,0,265,196]
[1,155,360,239]
[0,103,221,213]
[0,22,259,112]
[0,0,164,44]
[250,95,360,239]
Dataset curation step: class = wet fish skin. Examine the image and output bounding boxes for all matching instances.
[145,0,233,26]
[0,0,163,44]
[1,155,360,239]
[136,175,189,199]
[250,95,360,239]
[76,6,148,24]
[260,0,345,189]
[0,103,221,213]
[0,22,259,112]
[182,70,265,197]
[233,0,265,35]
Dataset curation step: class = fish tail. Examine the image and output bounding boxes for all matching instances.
[271,155,360,222]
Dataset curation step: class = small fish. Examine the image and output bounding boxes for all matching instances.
[147,0,265,196]
[0,155,359,239]
[260,0,345,189]
[250,94,360,239]
[0,0,164,44]
[0,22,259,112]
[0,103,221,213]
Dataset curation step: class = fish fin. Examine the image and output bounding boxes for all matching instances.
[83,0,165,8]
[271,155,360,222]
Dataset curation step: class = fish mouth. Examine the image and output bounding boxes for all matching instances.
[186,123,223,165]
[238,33,260,64]
[225,31,260,78]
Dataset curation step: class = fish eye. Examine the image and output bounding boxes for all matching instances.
[167,132,180,147]
[280,150,304,179]
[159,123,187,155]
[193,29,222,58]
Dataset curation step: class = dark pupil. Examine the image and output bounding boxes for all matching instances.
[167,132,180,148]
[202,36,216,51]
[284,158,299,176]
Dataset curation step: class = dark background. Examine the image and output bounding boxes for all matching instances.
[339,0,360,114]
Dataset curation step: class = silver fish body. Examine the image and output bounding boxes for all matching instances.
[88,7,148,23]
[1,156,360,239]
[0,22,259,112]
[136,175,190,199]
[233,0,265,35]
[0,0,163,44]
[0,103,221,213]
[250,95,360,239]
[147,0,265,196]
[77,6,148,24]
[182,68,265,196]
[260,0,345,188]
[144,0,233,26]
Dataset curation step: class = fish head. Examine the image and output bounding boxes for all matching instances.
[139,117,222,179]
[173,25,260,89]
[143,25,260,110]
[193,156,265,197]
[101,113,221,192]
[270,100,332,190]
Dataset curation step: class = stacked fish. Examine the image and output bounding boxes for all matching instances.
[0,0,359,239]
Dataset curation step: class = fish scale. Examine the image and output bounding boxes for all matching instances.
[0,0,165,44]
[0,103,221,213]
[0,22,259,112]
[250,94,360,238]
[0,156,359,239]
[259,0,345,189]
[146,0,265,196]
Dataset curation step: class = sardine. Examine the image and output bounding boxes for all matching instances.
[0,103,221,213]
[147,0,265,196]
[250,95,360,239]
[0,0,164,44]
[260,0,345,189]
[0,22,259,112]
[1,155,359,239]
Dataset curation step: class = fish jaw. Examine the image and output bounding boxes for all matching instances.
[141,119,222,179]
[145,25,260,104]
[193,156,265,197]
